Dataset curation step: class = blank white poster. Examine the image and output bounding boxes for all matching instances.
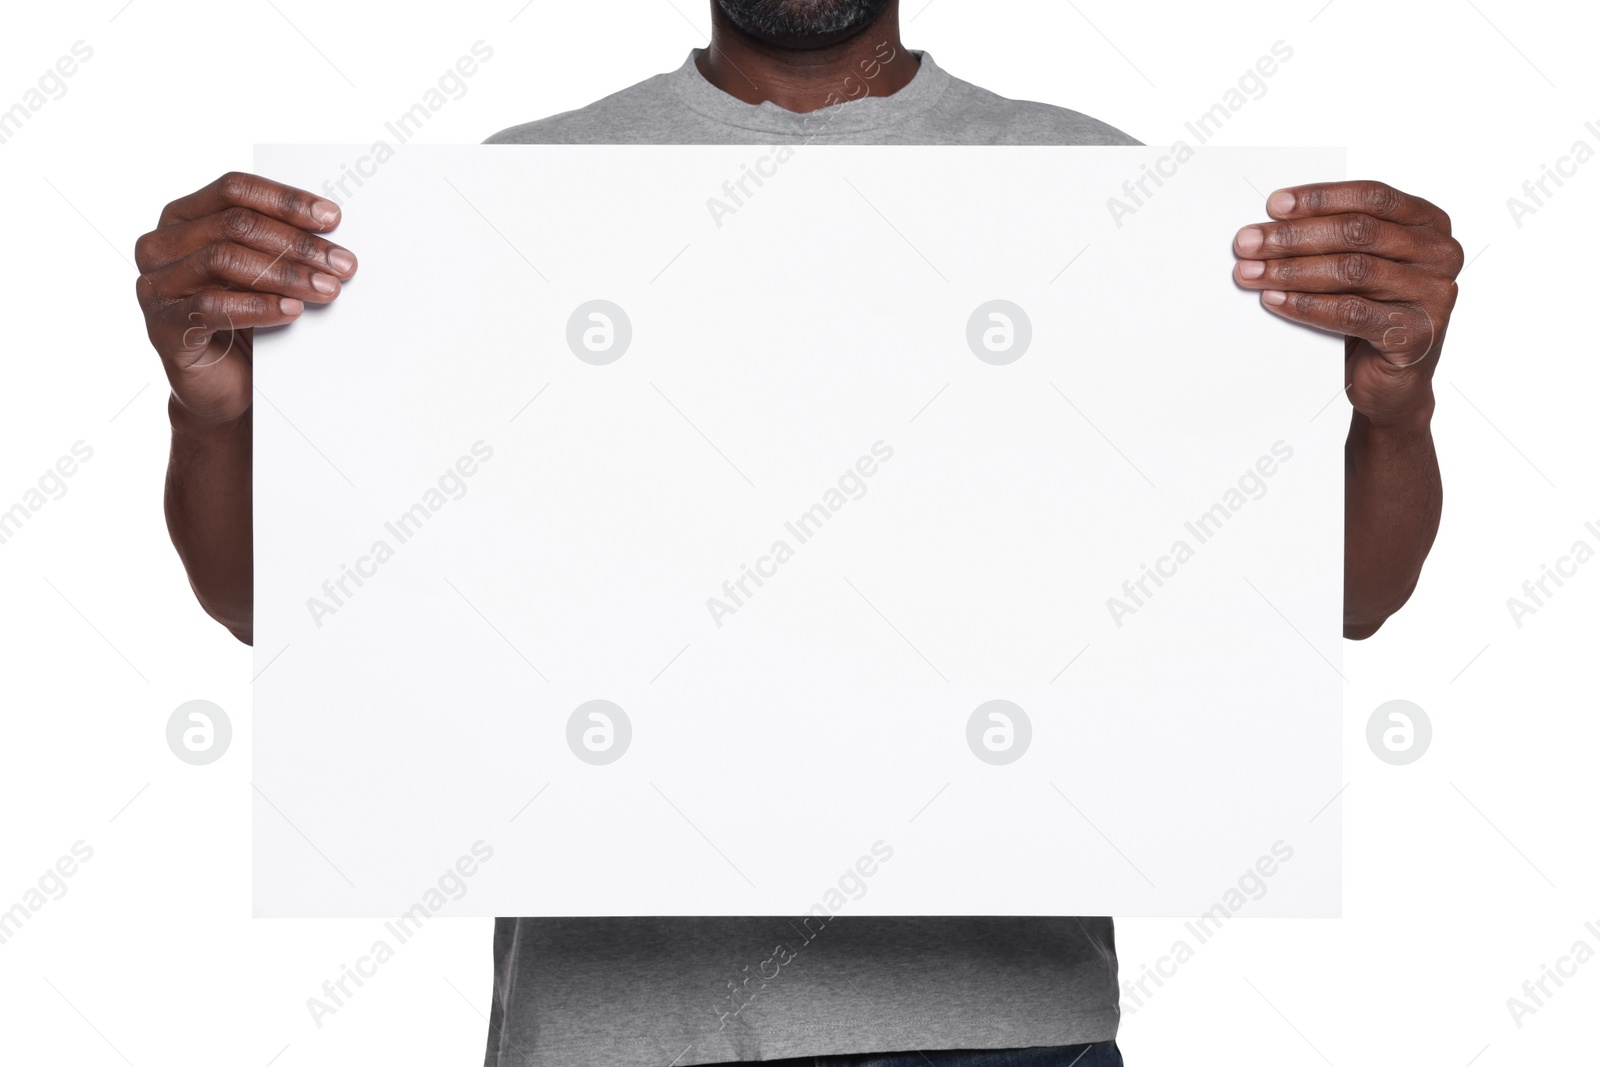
[252,144,1345,918]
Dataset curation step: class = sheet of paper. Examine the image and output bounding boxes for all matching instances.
[253,144,1345,918]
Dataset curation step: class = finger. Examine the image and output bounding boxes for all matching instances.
[1259,291,1438,365]
[148,289,303,364]
[1265,180,1450,233]
[136,207,357,277]
[1235,213,1445,267]
[159,171,340,233]
[142,241,343,303]
[1233,252,1437,301]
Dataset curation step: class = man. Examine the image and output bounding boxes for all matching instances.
[134,2,1459,1064]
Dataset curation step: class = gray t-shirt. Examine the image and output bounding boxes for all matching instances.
[483,49,1138,1067]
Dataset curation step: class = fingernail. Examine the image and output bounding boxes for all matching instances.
[1235,227,1264,254]
[1238,260,1266,280]
[1262,290,1287,306]
[281,297,304,315]
[311,200,340,226]
[1268,190,1296,216]
[327,247,356,274]
[311,272,339,294]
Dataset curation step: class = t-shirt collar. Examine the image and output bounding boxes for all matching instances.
[668,47,950,135]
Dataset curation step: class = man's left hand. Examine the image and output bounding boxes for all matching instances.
[1233,180,1463,427]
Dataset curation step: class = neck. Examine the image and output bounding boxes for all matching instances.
[696,2,919,113]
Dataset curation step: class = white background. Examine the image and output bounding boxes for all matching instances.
[0,0,1594,1064]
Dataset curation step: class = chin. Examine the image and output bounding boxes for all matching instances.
[715,0,893,46]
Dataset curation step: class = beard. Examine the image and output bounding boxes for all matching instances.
[714,0,892,41]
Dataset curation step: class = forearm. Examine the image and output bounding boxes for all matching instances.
[165,396,254,644]
[1343,403,1440,640]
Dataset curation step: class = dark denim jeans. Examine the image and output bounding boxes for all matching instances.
[757,1043,1123,1067]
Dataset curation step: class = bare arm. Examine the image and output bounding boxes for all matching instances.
[166,403,255,642]
[1343,406,1442,639]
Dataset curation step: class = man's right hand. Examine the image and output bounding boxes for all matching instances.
[140,172,356,643]
[135,172,356,428]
